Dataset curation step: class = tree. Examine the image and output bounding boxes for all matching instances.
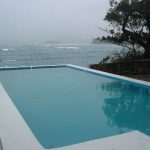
[104,0,150,58]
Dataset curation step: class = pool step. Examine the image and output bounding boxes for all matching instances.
[0,139,3,150]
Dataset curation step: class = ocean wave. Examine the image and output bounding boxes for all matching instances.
[1,48,9,51]
[3,60,17,62]
[34,44,39,47]
[56,47,65,49]
[55,43,92,46]
[56,46,79,49]
[1,48,16,51]
[41,44,52,47]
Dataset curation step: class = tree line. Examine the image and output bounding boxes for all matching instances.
[103,0,150,59]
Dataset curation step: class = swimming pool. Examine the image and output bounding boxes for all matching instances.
[0,65,150,149]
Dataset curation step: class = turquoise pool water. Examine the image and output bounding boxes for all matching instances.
[0,67,150,149]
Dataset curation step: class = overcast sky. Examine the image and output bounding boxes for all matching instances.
[0,0,109,44]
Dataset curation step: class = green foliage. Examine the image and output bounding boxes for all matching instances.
[99,49,144,64]
[103,0,150,58]
[100,56,110,64]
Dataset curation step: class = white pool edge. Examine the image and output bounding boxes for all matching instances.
[1,64,150,87]
[0,64,150,150]
[67,64,150,87]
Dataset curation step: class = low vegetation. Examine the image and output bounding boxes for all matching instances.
[99,49,144,64]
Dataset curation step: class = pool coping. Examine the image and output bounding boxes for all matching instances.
[0,64,150,150]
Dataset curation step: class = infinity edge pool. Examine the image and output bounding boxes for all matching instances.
[0,64,150,150]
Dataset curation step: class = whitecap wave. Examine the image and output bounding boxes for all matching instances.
[66,47,79,49]
[1,48,9,51]
[1,48,16,51]
[56,47,65,49]
[55,43,91,46]
[41,44,52,47]
[57,46,79,49]
[3,60,17,62]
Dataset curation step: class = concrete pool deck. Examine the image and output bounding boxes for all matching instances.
[0,64,150,150]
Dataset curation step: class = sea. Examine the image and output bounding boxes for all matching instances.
[0,43,121,67]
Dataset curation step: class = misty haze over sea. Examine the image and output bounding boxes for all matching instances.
[0,0,119,67]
